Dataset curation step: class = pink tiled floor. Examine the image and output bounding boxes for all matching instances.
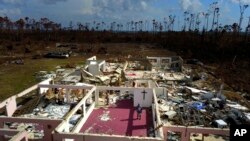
[80,99,153,137]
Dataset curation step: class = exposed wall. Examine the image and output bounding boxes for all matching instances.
[0,78,52,117]
[55,87,96,133]
[134,88,153,107]
[147,56,183,71]
[88,63,101,75]
[163,126,229,141]
[39,78,53,94]
[147,57,171,68]
[52,133,162,141]
[86,56,97,64]
[5,96,17,117]
[0,129,28,141]
[154,87,167,99]
[0,117,62,141]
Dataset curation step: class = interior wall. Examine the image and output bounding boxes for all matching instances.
[6,96,17,117]
[39,78,52,94]
[88,64,100,75]
[154,88,167,99]
[134,88,153,107]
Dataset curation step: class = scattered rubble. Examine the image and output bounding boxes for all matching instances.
[2,55,249,140]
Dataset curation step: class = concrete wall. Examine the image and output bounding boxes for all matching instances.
[55,87,96,133]
[0,129,28,141]
[39,78,53,94]
[5,96,17,117]
[0,117,62,141]
[163,126,229,141]
[88,64,100,75]
[98,60,105,72]
[53,133,162,141]
[0,78,52,117]
[154,87,167,99]
[147,56,183,71]
[152,89,164,139]
[147,57,172,68]
[134,88,153,107]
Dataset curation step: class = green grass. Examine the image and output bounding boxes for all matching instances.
[0,57,84,101]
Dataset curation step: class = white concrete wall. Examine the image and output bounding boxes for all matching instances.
[147,57,161,67]
[147,57,173,68]
[154,87,167,99]
[86,56,97,64]
[53,133,162,141]
[98,60,106,72]
[84,135,161,141]
[134,88,153,107]
[6,96,17,117]
[88,64,100,76]
[39,78,52,94]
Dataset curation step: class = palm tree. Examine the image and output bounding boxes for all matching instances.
[232,23,239,32]
[246,17,250,33]
[168,15,176,31]
[164,18,167,31]
[144,20,148,31]
[0,16,4,29]
[204,13,210,31]
[152,19,156,32]
[138,21,143,31]
[40,18,50,31]
[195,13,203,31]
[189,14,195,31]
[216,11,220,30]
[3,16,11,30]
[210,2,219,31]
[101,21,105,31]
[238,0,249,32]
[183,11,189,31]
[131,21,134,31]
[223,25,232,32]
[126,22,130,31]
[77,22,83,30]
[15,18,25,30]
[24,17,29,30]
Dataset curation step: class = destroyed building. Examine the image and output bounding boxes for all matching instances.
[0,55,248,141]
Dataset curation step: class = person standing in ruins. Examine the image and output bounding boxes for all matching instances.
[136,104,142,120]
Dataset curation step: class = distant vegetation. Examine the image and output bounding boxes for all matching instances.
[0,1,250,63]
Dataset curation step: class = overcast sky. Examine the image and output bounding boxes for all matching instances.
[0,0,250,30]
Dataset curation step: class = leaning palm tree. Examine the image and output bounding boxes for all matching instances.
[210,2,219,31]
[238,0,249,32]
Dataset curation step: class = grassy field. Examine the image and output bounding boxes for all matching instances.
[0,43,176,101]
[0,56,85,101]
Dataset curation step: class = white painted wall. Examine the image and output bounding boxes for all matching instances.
[134,88,153,107]
[39,78,52,94]
[6,96,17,117]
[98,60,106,72]
[88,64,101,75]
[147,57,172,68]
[155,87,168,99]
[86,56,97,64]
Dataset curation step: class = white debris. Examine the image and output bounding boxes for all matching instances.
[44,104,71,119]
[185,86,209,94]
[244,113,250,120]
[227,103,248,111]
[215,119,227,128]
[164,111,177,119]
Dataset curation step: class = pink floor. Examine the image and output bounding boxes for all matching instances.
[80,99,153,137]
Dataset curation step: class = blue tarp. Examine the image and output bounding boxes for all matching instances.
[191,102,205,110]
